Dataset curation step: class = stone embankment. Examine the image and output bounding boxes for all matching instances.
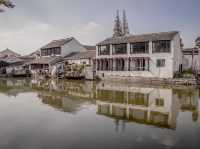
[102,76,197,86]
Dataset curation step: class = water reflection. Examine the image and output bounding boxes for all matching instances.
[0,78,199,129]
[96,82,199,130]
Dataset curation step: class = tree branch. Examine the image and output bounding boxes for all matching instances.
[0,0,15,12]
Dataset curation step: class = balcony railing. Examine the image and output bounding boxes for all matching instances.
[97,67,149,71]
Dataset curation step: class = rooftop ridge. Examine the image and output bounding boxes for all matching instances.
[97,31,180,45]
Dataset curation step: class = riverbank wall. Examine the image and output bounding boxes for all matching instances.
[97,76,197,86]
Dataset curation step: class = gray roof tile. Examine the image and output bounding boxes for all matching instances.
[65,51,96,60]
[97,31,179,45]
[41,38,73,49]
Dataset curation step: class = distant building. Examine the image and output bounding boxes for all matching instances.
[40,37,88,57]
[28,37,89,75]
[64,50,96,66]
[0,48,20,58]
[28,50,41,58]
[182,37,200,71]
[96,31,182,79]
[0,49,30,75]
[63,46,96,80]
[182,48,199,71]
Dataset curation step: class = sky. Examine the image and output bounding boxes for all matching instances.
[0,0,200,55]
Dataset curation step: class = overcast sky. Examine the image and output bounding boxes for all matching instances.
[0,0,200,55]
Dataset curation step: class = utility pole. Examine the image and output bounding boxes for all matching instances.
[195,37,200,72]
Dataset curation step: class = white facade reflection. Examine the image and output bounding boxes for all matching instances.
[96,82,199,129]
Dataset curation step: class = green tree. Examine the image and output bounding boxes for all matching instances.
[0,0,15,12]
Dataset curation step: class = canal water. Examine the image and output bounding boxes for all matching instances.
[0,78,200,149]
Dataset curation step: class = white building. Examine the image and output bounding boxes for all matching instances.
[182,37,200,72]
[182,48,199,71]
[40,37,88,57]
[29,37,88,74]
[96,31,182,79]
[64,46,96,66]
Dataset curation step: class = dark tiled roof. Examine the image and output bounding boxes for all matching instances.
[64,52,79,58]
[97,31,179,45]
[182,48,199,55]
[182,48,198,52]
[83,45,96,51]
[65,51,96,60]
[0,57,24,64]
[0,49,21,58]
[41,37,74,49]
[29,50,40,56]
[29,57,63,65]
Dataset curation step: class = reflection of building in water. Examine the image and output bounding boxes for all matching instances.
[0,78,31,96]
[0,78,199,123]
[173,89,199,122]
[96,82,183,129]
[36,80,96,113]
[31,79,95,100]
[38,92,86,113]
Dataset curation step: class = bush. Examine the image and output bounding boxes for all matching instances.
[182,68,194,75]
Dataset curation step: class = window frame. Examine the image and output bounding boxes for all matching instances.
[155,98,164,107]
[98,45,110,56]
[156,59,165,67]
[130,42,149,54]
[152,40,171,53]
[112,43,127,55]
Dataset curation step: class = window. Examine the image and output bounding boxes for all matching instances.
[53,48,61,55]
[152,40,171,53]
[155,98,164,107]
[135,58,148,71]
[128,92,149,107]
[157,59,165,67]
[112,44,127,55]
[41,47,61,56]
[41,49,47,56]
[47,49,51,55]
[130,42,149,54]
[116,59,125,71]
[98,45,110,55]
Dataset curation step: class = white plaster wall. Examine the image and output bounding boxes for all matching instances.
[61,38,87,57]
[96,53,174,79]
[149,54,174,78]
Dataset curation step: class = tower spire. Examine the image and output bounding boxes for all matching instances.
[113,10,123,37]
[122,10,129,35]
